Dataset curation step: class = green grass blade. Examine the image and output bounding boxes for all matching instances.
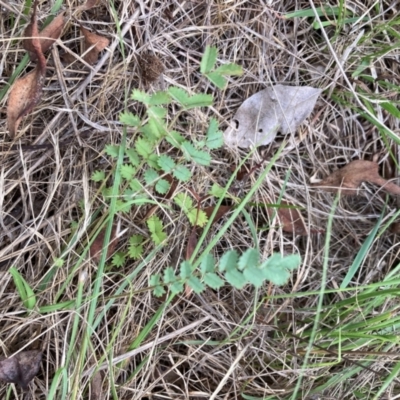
[340,207,385,289]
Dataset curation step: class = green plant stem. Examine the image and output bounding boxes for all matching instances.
[290,193,340,400]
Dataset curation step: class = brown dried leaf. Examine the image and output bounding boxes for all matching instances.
[312,160,400,196]
[267,202,308,235]
[79,0,101,10]
[23,13,66,61]
[185,227,198,261]
[90,370,103,400]
[7,68,44,137]
[89,225,118,263]
[204,205,232,225]
[80,26,110,64]
[0,350,42,390]
[7,0,46,138]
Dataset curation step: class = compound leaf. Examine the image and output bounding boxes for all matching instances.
[163,267,176,284]
[206,72,226,89]
[200,254,215,274]
[225,268,246,289]
[155,178,171,195]
[206,118,224,149]
[120,111,140,127]
[120,164,136,181]
[147,215,167,245]
[214,63,244,76]
[187,276,205,293]
[125,148,140,166]
[204,272,224,289]
[158,154,176,173]
[180,260,193,279]
[238,248,259,270]
[144,169,159,185]
[243,265,265,288]
[219,250,239,272]
[105,144,120,158]
[200,45,218,74]
[91,170,105,182]
[131,89,151,104]
[135,137,153,159]
[173,165,191,182]
[149,91,171,105]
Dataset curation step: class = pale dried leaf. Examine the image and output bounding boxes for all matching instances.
[312,160,400,196]
[224,85,321,148]
[81,26,110,64]
[0,350,42,390]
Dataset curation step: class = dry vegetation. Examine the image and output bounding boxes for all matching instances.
[1,0,400,399]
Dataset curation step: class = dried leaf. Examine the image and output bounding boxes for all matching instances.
[204,205,232,225]
[79,0,101,11]
[267,202,308,235]
[7,0,46,137]
[0,350,42,390]
[90,225,118,263]
[312,160,400,196]
[90,370,103,400]
[224,85,321,148]
[185,227,198,261]
[80,26,110,64]
[23,13,66,61]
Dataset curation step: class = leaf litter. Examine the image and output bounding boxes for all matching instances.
[80,25,110,65]
[224,85,321,148]
[0,350,42,390]
[7,0,47,138]
[311,159,400,196]
[23,12,66,61]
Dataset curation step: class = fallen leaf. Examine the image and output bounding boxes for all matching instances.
[7,0,46,137]
[204,204,232,225]
[185,227,198,261]
[90,370,103,400]
[0,350,42,390]
[78,0,101,11]
[138,53,165,84]
[224,85,321,148]
[23,13,66,61]
[311,160,400,196]
[90,225,118,263]
[80,26,110,64]
[267,202,308,235]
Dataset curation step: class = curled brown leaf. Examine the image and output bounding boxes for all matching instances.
[0,350,42,390]
[23,12,66,61]
[7,0,46,137]
[311,160,400,196]
[80,26,110,64]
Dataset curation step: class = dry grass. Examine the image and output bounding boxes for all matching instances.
[1,0,400,399]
